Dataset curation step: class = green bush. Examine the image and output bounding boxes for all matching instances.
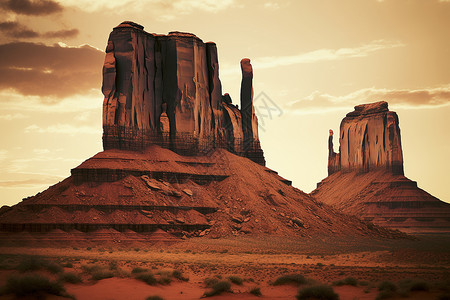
[63,262,73,268]
[158,275,172,285]
[228,275,243,285]
[204,280,231,297]
[333,277,358,286]
[399,279,429,292]
[59,272,82,284]
[1,274,68,298]
[249,287,262,296]
[135,273,157,285]
[273,274,307,286]
[376,290,394,300]
[296,284,339,300]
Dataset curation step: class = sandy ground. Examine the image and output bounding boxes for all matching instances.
[0,235,449,300]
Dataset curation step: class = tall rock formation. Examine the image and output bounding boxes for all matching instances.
[327,101,403,175]
[314,101,450,234]
[102,21,265,165]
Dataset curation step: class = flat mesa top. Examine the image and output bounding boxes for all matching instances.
[113,21,204,42]
[346,101,389,117]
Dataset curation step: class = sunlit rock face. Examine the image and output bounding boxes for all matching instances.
[102,21,265,165]
[328,101,403,175]
[316,101,450,234]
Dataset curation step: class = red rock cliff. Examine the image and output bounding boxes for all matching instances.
[328,101,403,175]
[102,21,265,165]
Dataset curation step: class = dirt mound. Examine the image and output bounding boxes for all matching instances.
[313,170,450,234]
[0,145,405,242]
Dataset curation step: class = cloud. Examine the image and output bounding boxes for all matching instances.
[251,40,404,70]
[0,42,104,97]
[0,90,102,113]
[263,2,280,9]
[25,124,101,135]
[43,29,79,39]
[0,150,7,161]
[0,21,79,40]
[0,0,63,16]
[288,85,450,114]
[0,21,39,38]
[0,113,28,120]
[59,0,235,17]
[0,175,64,188]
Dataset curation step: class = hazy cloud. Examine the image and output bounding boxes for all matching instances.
[43,29,79,38]
[251,40,404,70]
[0,42,104,97]
[288,86,450,114]
[59,0,235,18]
[0,176,64,187]
[0,0,63,16]
[25,124,100,135]
[0,113,28,120]
[0,21,39,38]
[0,21,79,40]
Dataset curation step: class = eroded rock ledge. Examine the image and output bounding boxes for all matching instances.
[102,21,265,165]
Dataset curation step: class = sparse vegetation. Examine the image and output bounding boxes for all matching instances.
[272,274,307,286]
[333,276,358,286]
[135,273,157,285]
[0,274,71,299]
[296,284,339,300]
[249,287,262,296]
[16,257,63,274]
[203,280,231,297]
[228,275,243,285]
[132,267,149,274]
[59,272,82,284]
[172,269,189,281]
[146,296,164,300]
[204,277,219,288]
[91,269,114,281]
[158,275,172,285]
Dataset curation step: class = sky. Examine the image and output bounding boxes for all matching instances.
[0,0,449,207]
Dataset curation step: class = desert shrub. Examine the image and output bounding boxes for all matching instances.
[132,267,149,274]
[249,287,262,296]
[17,257,62,274]
[378,281,397,292]
[333,277,358,286]
[359,280,370,286]
[146,296,164,300]
[296,284,339,300]
[158,275,172,285]
[204,277,219,288]
[63,262,73,268]
[109,261,118,270]
[272,274,307,286]
[228,275,243,285]
[91,270,114,281]
[438,294,450,300]
[1,274,68,298]
[203,280,231,297]
[376,290,394,300]
[81,264,102,274]
[172,269,189,281]
[399,279,429,292]
[86,247,92,250]
[59,272,82,284]
[135,273,157,285]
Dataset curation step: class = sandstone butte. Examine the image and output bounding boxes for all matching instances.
[0,22,406,245]
[312,101,450,234]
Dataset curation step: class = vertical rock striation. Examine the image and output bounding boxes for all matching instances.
[327,101,403,175]
[102,21,265,165]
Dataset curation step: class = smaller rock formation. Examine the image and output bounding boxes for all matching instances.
[315,101,450,234]
[328,101,403,175]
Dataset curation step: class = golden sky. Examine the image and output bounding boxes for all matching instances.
[0,0,449,206]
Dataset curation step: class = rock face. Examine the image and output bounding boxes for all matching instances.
[315,101,450,234]
[102,21,265,165]
[328,101,403,175]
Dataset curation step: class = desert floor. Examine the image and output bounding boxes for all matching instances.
[0,234,449,300]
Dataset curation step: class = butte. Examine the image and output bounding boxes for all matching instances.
[312,101,450,234]
[0,22,403,245]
